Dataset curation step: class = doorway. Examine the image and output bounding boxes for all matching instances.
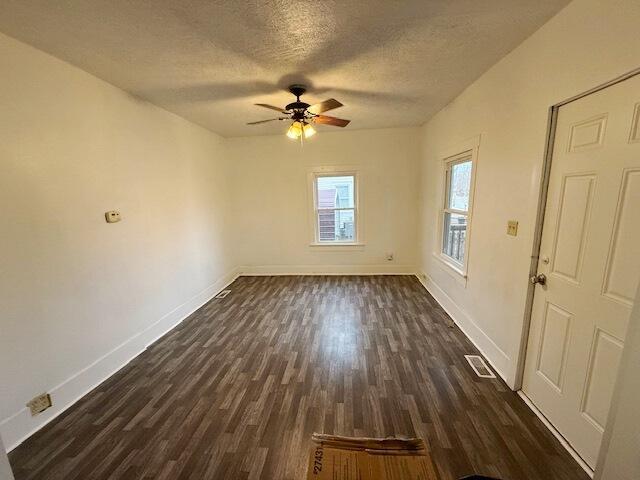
[521,72,640,470]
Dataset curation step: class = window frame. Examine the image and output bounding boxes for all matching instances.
[309,170,362,246]
[436,141,479,278]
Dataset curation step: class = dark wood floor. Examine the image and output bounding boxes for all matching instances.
[9,275,588,480]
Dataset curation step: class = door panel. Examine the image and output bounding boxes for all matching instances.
[536,302,572,390]
[550,174,595,283]
[567,114,607,152]
[580,329,623,430]
[602,169,640,305]
[523,74,640,469]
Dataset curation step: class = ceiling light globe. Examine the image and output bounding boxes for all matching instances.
[286,121,303,139]
[303,123,316,138]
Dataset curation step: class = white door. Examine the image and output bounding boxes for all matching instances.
[523,74,640,469]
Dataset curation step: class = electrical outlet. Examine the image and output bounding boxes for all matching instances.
[507,220,518,236]
[386,252,394,261]
[105,210,121,223]
[27,393,52,416]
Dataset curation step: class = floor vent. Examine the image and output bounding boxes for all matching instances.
[464,355,496,378]
[214,289,231,299]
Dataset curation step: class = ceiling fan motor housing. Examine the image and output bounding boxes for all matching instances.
[287,102,311,119]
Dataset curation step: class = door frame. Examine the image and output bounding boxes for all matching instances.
[514,67,640,390]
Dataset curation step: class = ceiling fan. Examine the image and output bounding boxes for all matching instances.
[247,85,351,139]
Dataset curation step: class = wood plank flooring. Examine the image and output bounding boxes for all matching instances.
[9,275,589,480]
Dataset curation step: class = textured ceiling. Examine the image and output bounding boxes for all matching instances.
[0,0,569,137]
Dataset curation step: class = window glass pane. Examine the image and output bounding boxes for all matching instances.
[318,209,355,242]
[317,175,354,209]
[448,160,472,211]
[442,212,467,264]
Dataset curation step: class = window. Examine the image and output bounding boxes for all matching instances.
[313,174,357,243]
[441,152,473,269]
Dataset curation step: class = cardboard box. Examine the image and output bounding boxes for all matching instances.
[306,434,438,480]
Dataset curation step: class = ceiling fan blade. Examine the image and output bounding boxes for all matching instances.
[246,118,284,125]
[307,98,343,115]
[313,115,350,127]
[255,103,289,113]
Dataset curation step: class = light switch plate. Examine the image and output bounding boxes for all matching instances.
[105,210,121,223]
[507,220,518,236]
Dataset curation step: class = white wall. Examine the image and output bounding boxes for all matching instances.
[596,284,640,480]
[418,0,640,386]
[0,32,238,449]
[227,129,421,274]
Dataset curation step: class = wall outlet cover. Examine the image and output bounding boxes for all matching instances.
[105,210,121,223]
[507,220,518,236]
[27,393,52,416]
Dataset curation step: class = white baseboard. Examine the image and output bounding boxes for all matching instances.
[239,264,417,275]
[0,267,241,452]
[517,391,594,478]
[415,272,513,387]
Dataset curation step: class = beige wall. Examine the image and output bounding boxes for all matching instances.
[418,0,640,386]
[0,32,238,448]
[226,129,421,274]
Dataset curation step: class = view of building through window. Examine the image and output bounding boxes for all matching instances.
[316,175,356,242]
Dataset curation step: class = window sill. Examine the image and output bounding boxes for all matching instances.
[432,252,468,284]
[309,242,366,247]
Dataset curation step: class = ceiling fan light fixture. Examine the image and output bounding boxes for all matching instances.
[286,121,303,139]
[303,122,316,138]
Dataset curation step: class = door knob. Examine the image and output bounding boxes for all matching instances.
[530,273,547,285]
